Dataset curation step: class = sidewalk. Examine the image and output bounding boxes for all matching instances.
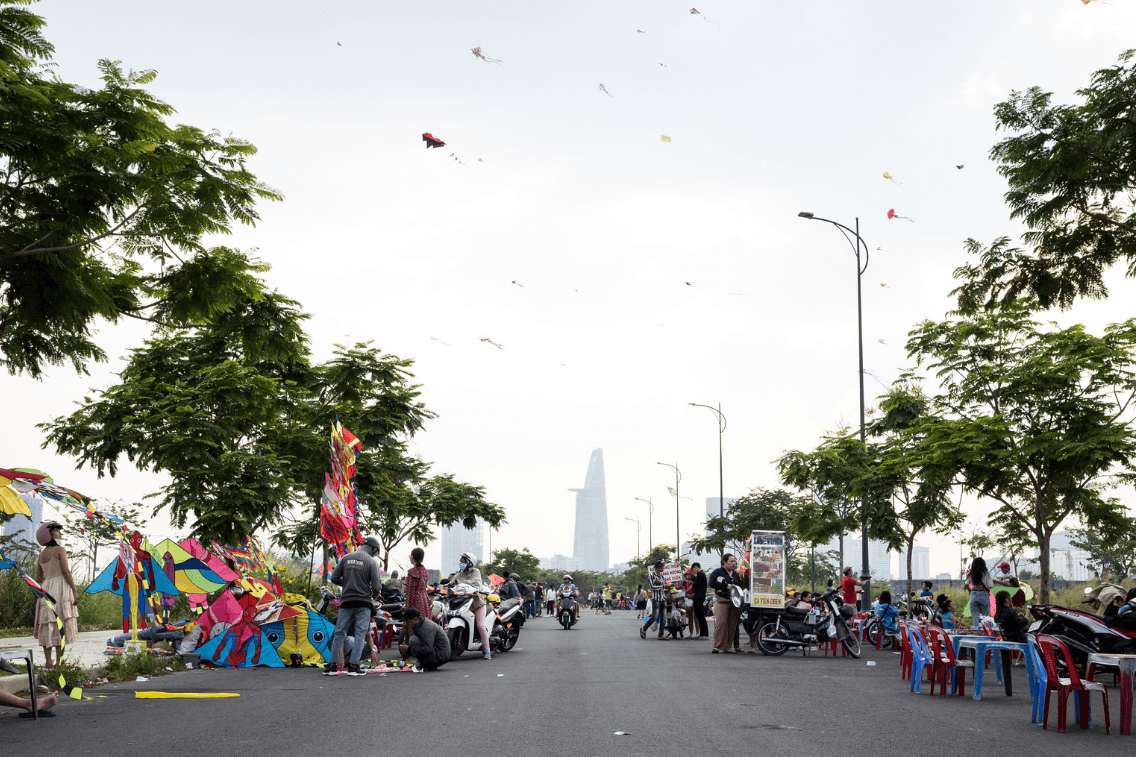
[0,630,114,694]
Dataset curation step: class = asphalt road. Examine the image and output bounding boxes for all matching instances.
[3,610,1134,755]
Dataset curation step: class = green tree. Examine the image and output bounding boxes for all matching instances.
[952,50,1136,311]
[689,487,809,571]
[1,1,280,378]
[481,547,540,581]
[900,302,1136,602]
[618,544,679,590]
[1070,516,1136,580]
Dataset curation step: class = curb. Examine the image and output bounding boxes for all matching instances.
[0,663,105,696]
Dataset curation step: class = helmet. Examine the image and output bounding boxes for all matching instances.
[361,536,382,556]
[460,552,476,566]
[563,575,572,581]
[509,573,520,582]
[35,521,62,546]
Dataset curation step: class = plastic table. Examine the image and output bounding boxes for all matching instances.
[950,636,1035,703]
[1087,653,1136,735]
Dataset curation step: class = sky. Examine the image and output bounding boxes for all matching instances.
[4,0,1136,579]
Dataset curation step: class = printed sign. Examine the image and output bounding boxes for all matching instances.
[749,530,787,610]
[648,562,684,585]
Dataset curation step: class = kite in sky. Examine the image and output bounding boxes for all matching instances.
[480,338,504,350]
[449,152,469,167]
[887,209,914,222]
[878,339,887,345]
[661,135,672,143]
[882,172,902,185]
[599,84,614,98]
[471,46,502,64]
[478,158,484,162]
[658,62,668,67]
[880,283,890,288]
[956,165,964,169]
[686,281,746,296]
[422,133,445,149]
[337,42,342,47]
[690,8,721,24]
[511,281,524,288]
[637,29,646,33]
[430,337,451,346]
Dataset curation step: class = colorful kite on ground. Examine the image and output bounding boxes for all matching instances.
[195,590,284,668]
[88,531,180,633]
[480,338,505,350]
[262,607,336,665]
[471,46,502,64]
[422,133,446,149]
[887,209,914,222]
[599,83,614,98]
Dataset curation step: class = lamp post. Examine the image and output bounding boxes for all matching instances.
[798,211,872,609]
[634,498,654,557]
[625,517,641,562]
[689,402,727,556]
[657,462,681,562]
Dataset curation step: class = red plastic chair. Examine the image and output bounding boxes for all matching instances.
[898,620,913,680]
[1036,634,1111,734]
[927,625,973,698]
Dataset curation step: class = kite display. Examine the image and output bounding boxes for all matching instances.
[422,133,446,149]
[887,209,914,222]
[194,590,284,668]
[599,84,613,98]
[147,537,235,616]
[480,338,505,350]
[430,337,452,346]
[87,531,180,633]
[262,607,336,665]
[319,421,364,559]
[661,135,672,142]
[882,172,902,185]
[0,477,31,517]
[685,281,747,296]
[471,46,502,64]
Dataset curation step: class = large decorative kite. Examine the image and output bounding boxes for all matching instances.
[422,133,446,149]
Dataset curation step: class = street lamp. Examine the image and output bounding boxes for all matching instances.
[798,211,873,609]
[689,402,727,556]
[625,517,641,562]
[634,498,654,557]
[657,462,681,562]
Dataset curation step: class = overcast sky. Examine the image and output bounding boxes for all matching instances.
[5,0,1136,578]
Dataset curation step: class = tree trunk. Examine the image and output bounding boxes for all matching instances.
[838,533,845,574]
[905,534,916,601]
[1037,531,1050,604]
[320,540,328,586]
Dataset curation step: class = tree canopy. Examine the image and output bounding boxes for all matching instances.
[1,1,280,377]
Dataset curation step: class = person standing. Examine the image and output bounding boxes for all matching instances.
[965,556,993,628]
[33,522,78,669]
[534,582,544,617]
[689,562,709,639]
[640,562,668,640]
[708,553,743,653]
[603,582,612,615]
[840,567,869,611]
[404,547,431,620]
[520,580,535,618]
[545,586,556,616]
[326,536,384,676]
[399,607,451,670]
[635,585,647,619]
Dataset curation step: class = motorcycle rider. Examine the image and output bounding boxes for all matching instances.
[556,575,580,624]
[444,552,493,659]
[325,536,384,676]
[498,573,521,601]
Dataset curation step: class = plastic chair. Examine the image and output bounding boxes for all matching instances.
[1036,634,1110,734]
[927,625,973,698]
[906,624,935,694]
[1026,634,1048,724]
[898,620,913,679]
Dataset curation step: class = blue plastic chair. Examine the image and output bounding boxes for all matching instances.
[907,624,933,694]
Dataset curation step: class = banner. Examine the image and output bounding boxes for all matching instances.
[648,562,684,585]
[749,530,786,609]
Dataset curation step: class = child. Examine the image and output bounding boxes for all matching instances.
[873,590,900,635]
[994,590,1027,642]
[935,594,957,629]
[919,581,933,600]
[795,591,813,610]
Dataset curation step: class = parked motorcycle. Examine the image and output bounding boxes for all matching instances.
[443,583,500,657]
[755,587,861,658]
[1029,602,1136,673]
[557,588,578,630]
[490,593,525,652]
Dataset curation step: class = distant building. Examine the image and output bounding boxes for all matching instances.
[1013,531,1094,580]
[0,493,42,551]
[570,448,609,572]
[844,538,893,580]
[543,554,583,572]
[934,573,952,582]
[704,497,738,526]
[897,546,930,580]
[439,520,485,573]
[611,562,631,574]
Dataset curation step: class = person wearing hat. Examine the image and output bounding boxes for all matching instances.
[993,561,1023,607]
[325,536,384,676]
[33,521,79,669]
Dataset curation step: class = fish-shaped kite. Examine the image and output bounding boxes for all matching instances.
[422,133,446,149]
[471,46,502,64]
[887,209,914,222]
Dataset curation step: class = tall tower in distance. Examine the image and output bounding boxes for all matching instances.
[570,448,609,572]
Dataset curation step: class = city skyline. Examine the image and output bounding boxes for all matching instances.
[569,448,609,572]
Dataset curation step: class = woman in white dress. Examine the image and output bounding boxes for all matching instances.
[34,522,79,668]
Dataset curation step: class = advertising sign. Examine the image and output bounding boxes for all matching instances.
[749,530,786,609]
[647,562,684,585]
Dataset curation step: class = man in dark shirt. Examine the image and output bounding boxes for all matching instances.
[326,537,384,676]
[400,607,450,671]
[498,574,520,600]
[519,579,535,618]
[534,583,545,616]
[690,562,709,639]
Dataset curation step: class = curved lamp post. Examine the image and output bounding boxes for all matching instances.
[798,211,872,609]
[625,517,641,562]
[634,497,654,557]
[689,402,727,556]
[657,462,681,562]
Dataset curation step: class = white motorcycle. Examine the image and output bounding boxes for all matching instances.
[444,582,521,657]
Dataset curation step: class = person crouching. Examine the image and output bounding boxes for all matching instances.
[400,607,451,671]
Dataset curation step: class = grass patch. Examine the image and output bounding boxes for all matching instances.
[102,652,187,684]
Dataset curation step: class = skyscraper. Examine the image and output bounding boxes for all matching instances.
[0,493,42,551]
[898,546,930,580]
[705,497,738,526]
[570,448,609,572]
[439,520,485,573]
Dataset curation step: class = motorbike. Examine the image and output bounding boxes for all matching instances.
[755,587,861,658]
[663,586,687,639]
[490,593,525,652]
[557,589,578,630]
[443,583,500,657]
[1028,603,1136,674]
